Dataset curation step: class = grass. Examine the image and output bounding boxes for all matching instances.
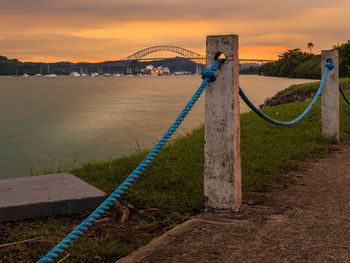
[1,85,350,262]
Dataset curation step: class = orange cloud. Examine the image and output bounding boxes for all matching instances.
[71,21,215,40]
[239,46,288,60]
[1,0,349,62]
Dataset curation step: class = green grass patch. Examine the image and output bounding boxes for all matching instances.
[1,87,350,262]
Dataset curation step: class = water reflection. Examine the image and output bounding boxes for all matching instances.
[0,75,315,178]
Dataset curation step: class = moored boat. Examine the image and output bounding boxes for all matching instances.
[70,71,80,77]
[45,74,57,77]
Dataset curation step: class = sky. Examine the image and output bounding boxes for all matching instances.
[1,0,350,62]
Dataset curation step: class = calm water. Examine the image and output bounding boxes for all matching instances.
[0,75,315,179]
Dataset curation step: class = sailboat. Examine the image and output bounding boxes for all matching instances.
[13,66,19,77]
[35,63,43,76]
[44,64,56,77]
[45,74,57,77]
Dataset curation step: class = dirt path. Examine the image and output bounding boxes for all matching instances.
[117,142,350,263]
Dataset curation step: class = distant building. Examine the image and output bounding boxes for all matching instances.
[142,65,170,75]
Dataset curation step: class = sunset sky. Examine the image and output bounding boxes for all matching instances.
[1,0,350,62]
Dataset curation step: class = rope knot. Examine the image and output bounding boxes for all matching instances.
[201,68,216,82]
[325,61,334,70]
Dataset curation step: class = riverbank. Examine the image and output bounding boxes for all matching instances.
[263,77,350,107]
[1,85,350,262]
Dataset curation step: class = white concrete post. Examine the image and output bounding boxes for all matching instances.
[321,50,339,142]
[204,35,241,212]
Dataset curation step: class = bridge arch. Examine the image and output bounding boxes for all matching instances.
[126,45,205,60]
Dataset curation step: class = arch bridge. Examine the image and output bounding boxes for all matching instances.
[124,45,275,74]
[126,45,205,61]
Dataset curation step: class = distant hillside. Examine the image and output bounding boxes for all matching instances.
[0,56,202,75]
[0,55,43,75]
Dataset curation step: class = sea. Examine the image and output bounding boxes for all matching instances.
[0,75,315,179]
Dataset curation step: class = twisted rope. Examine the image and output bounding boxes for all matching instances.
[339,85,350,105]
[37,59,223,263]
[239,62,333,126]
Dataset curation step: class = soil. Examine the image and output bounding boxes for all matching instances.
[118,141,350,263]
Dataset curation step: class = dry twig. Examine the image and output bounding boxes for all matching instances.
[57,253,70,263]
[95,217,112,224]
[115,200,130,223]
[0,237,42,248]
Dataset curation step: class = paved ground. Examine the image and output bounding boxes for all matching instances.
[0,173,105,221]
[117,142,350,263]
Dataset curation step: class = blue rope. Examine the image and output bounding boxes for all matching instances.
[339,85,350,105]
[239,62,333,126]
[37,59,223,263]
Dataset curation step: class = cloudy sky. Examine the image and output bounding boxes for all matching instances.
[1,0,350,62]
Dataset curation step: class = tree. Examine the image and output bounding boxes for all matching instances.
[260,48,319,78]
[307,42,314,54]
[333,40,350,77]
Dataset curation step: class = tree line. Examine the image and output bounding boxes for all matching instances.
[0,56,201,75]
[0,55,52,75]
[260,40,350,79]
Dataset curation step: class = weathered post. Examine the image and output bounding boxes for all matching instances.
[321,50,339,142]
[204,35,241,212]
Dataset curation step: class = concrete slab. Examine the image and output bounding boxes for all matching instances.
[0,173,106,222]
